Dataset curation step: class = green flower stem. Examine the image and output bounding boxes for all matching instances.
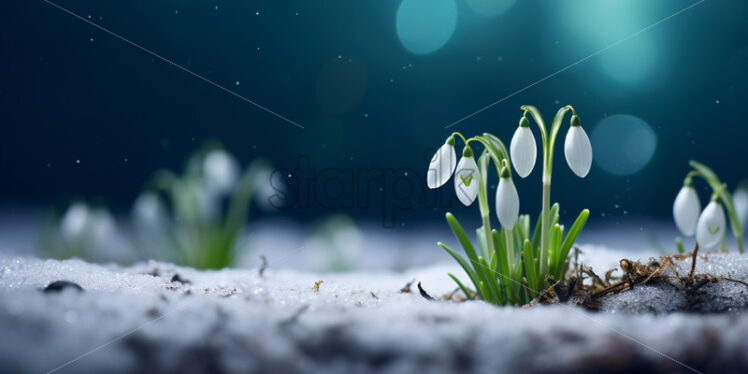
[521,105,575,280]
[476,153,496,285]
[450,132,469,145]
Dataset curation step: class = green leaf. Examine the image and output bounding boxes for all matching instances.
[481,133,510,160]
[549,223,562,269]
[531,212,542,253]
[448,273,473,300]
[476,227,490,263]
[517,214,530,243]
[553,209,589,279]
[491,229,511,301]
[446,213,482,273]
[438,242,481,297]
[522,239,538,298]
[550,203,560,227]
[478,256,502,303]
[478,281,491,303]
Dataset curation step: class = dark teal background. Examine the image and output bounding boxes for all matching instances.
[1,0,746,226]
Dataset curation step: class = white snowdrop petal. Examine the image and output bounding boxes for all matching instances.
[733,187,748,229]
[133,193,167,226]
[673,186,701,236]
[510,127,537,178]
[60,203,90,241]
[496,177,519,229]
[454,157,480,206]
[203,151,240,195]
[696,201,726,250]
[427,143,456,189]
[564,126,593,178]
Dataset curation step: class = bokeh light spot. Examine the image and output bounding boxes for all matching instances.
[466,0,516,17]
[599,35,658,84]
[591,114,657,176]
[396,0,457,55]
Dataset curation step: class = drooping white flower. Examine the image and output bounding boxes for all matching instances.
[733,185,748,229]
[696,200,726,250]
[673,185,701,236]
[88,208,117,247]
[60,203,90,242]
[427,137,457,189]
[454,150,479,206]
[495,168,519,229]
[510,117,536,178]
[564,115,592,178]
[132,192,168,227]
[203,150,240,195]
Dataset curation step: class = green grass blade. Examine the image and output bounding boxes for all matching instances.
[476,227,490,262]
[492,229,512,302]
[478,281,491,303]
[518,214,530,243]
[478,256,502,303]
[550,203,560,227]
[448,273,473,300]
[522,239,538,298]
[676,237,685,254]
[531,212,542,253]
[438,242,481,295]
[553,209,589,279]
[445,213,484,277]
[549,223,562,267]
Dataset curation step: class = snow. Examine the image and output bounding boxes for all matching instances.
[1,244,747,374]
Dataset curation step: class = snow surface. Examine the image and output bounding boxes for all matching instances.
[1,245,747,374]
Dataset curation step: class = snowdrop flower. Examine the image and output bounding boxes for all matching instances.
[60,203,90,242]
[510,116,536,178]
[203,150,240,195]
[427,136,457,189]
[454,147,480,206]
[696,199,726,250]
[496,166,519,229]
[734,185,748,229]
[132,192,168,228]
[673,183,701,236]
[564,115,592,178]
[254,166,286,211]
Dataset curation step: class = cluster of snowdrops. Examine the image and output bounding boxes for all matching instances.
[427,105,747,306]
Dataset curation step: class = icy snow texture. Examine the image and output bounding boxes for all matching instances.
[0,246,747,374]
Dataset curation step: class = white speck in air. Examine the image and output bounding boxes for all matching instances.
[76,159,80,164]
[235,81,240,86]
[363,113,368,118]
[256,11,260,16]
[716,99,720,104]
